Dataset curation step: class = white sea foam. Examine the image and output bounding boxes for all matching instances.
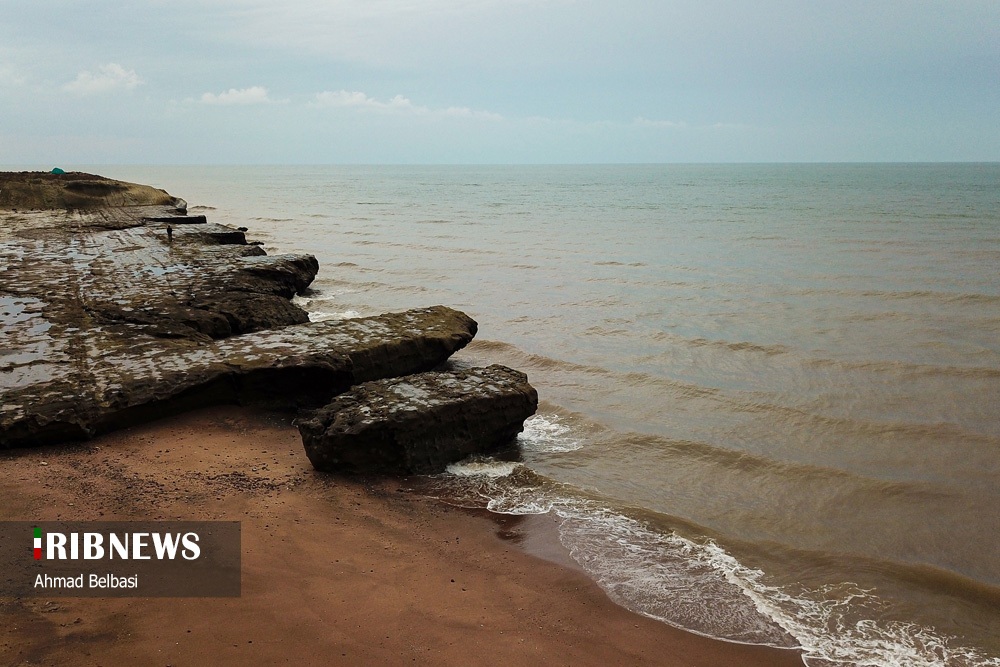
[291,295,362,322]
[308,310,362,322]
[434,468,1000,666]
[445,459,520,478]
[697,542,1000,667]
[517,414,582,453]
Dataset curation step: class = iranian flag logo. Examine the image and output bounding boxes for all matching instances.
[33,527,42,560]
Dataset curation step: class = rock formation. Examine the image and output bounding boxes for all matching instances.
[298,365,538,475]
[2,171,535,475]
[1,173,478,450]
[0,171,176,211]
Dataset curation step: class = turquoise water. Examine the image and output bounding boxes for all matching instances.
[88,163,1000,666]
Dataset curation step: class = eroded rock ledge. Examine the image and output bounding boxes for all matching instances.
[1,173,479,452]
[1,306,477,448]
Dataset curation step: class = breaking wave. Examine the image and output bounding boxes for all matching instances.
[425,465,1000,666]
[517,414,583,454]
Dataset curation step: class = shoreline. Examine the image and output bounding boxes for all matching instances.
[1,406,804,666]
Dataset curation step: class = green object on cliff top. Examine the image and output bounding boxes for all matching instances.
[51,167,65,175]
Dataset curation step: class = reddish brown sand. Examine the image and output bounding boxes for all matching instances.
[0,407,803,666]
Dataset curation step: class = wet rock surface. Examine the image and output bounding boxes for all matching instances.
[0,203,318,344]
[298,365,538,475]
[1,175,478,449]
[1,304,477,448]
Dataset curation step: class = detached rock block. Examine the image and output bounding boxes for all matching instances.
[298,365,538,475]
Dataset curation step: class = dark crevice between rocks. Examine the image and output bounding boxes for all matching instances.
[87,363,357,440]
[83,294,312,342]
[143,215,207,224]
[0,417,93,450]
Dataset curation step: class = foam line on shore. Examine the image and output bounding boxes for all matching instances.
[431,461,1000,667]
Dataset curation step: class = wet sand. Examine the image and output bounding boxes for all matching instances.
[0,407,803,666]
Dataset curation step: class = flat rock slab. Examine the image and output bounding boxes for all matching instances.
[298,365,538,475]
[0,204,317,342]
[1,305,476,448]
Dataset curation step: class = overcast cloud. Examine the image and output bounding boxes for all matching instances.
[1,0,997,163]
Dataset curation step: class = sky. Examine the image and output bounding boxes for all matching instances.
[1,0,998,164]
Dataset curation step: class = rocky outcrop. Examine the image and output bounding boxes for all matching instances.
[1,172,530,475]
[1,175,479,450]
[297,365,538,475]
[0,203,318,343]
[0,171,177,211]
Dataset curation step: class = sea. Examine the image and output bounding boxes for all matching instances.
[84,163,1000,666]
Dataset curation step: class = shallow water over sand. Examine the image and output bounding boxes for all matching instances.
[91,163,1000,666]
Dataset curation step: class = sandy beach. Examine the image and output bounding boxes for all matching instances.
[1,407,803,666]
